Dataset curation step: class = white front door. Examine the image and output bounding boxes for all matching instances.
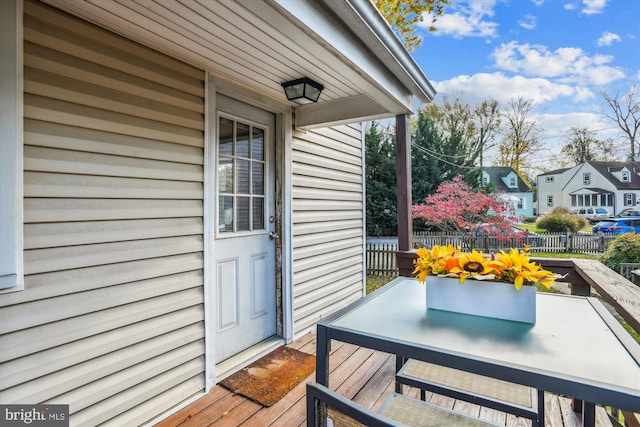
[214,95,277,362]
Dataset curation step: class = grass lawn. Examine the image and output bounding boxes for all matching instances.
[528,251,600,260]
[518,223,593,233]
[366,276,391,294]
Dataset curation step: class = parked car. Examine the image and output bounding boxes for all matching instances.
[592,217,640,234]
[570,207,610,224]
[612,207,640,217]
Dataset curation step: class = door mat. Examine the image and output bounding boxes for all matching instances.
[220,347,316,407]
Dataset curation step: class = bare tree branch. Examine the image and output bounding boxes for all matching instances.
[601,85,640,159]
[495,97,542,183]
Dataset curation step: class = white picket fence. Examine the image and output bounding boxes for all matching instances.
[367,232,617,277]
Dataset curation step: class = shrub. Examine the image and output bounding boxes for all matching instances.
[549,206,572,215]
[536,207,585,232]
[601,233,640,273]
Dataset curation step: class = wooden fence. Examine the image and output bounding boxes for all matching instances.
[366,243,399,277]
[367,232,618,277]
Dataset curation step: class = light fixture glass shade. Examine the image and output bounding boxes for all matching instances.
[281,77,324,104]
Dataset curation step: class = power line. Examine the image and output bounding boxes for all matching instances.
[412,143,479,170]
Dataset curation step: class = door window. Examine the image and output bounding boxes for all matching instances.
[218,117,266,234]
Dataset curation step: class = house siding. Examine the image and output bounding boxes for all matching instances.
[291,125,365,337]
[0,1,206,425]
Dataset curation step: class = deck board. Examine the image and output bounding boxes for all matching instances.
[155,333,615,427]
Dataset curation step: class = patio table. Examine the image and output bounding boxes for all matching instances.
[316,277,640,426]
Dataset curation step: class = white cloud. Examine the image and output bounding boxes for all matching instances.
[564,3,578,11]
[573,86,596,102]
[532,0,545,6]
[597,31,621,47]
[538,112,613,138]
[519,14,536,30]
[433,72,578,105]
[582,0,608,15]
[423,0,499,38]
[491,41,625,85]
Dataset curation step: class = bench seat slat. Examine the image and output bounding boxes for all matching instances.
[396,359,543,424]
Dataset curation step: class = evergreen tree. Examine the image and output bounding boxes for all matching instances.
[365,122,397,236]
[412,111,444,202]
[412,103,482,206]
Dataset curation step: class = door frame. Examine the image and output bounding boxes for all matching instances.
[203,73,294,389]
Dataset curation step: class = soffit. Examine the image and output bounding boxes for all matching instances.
[42,0,435,128]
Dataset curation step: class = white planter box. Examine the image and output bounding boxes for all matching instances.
[425,276,536,323]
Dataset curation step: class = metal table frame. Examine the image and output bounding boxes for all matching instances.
[316,277,640,427]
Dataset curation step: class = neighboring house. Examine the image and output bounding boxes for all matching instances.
[536,161,640,216]
[0,1,435,425]
[481,167,534,220]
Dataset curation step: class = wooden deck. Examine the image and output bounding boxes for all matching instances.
[155,333,615,427]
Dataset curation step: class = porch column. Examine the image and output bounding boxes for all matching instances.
[395,113,415,276]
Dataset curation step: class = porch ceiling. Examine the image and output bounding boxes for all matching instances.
[42,0,436,129]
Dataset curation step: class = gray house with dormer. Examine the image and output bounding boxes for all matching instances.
[537,161,640,216]
[481,167,534,220]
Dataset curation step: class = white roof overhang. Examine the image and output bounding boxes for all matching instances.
[42,0,435,129]
[569,188,613,195]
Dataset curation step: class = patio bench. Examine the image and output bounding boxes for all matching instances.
[396,359,544,427]
[306,381,500,427]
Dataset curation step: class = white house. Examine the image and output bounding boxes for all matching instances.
[0,1,435,425]
[481,167,534,220]
[536,161,640,216]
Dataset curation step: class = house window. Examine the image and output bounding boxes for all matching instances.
[545,176,554,183]
[509,176,517,187]
[547,196,553,207]
[571,195,576,206]
[583,172,590,185]
[0,1,23,293]
[482,175,489,186]
[603,194,614,206]
[217,117,267,233]
[517,198,524,209]
[622,171,630,182]
[625,193,635,206]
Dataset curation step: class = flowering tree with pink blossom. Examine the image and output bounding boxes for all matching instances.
[412,177,522,248]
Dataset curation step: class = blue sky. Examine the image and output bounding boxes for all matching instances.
[411,0,640,171]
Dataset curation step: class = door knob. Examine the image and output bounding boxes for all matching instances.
[269,231,279,240]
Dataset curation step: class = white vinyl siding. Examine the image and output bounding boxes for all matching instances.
[0,2,205,425]
[291,124,365,336]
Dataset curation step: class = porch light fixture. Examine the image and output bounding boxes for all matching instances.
[281,77,324,104]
